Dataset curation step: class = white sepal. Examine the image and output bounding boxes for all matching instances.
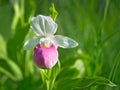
[30,17,44,35]
[30,15,57,36]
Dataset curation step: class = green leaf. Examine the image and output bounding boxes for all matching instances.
[47,60,61,80]
[0,2,12,41]
[0,35,6,58]
[12,0,35,30]
[0,34,23,81]
[54,77,117,90]
[0,0,9,6]
[11,0,20,30]
[57,58,85,80]
[40,60,61,90]
[0,57,23,81]
[24,0,35,23]
[49,3,58,21]
[7,24,29,61]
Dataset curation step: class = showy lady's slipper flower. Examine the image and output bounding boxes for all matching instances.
[24,15,78,69]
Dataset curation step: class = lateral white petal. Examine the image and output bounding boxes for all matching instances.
[23,36,40,50]
[51,35,78,48]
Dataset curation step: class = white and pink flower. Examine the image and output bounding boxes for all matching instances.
[23,15,78,69]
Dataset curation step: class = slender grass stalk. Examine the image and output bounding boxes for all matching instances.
[93,0,110,77]
[12,1,20,31]
[111,50,120,81]
[106,49,120,90]
[20,0,25,26]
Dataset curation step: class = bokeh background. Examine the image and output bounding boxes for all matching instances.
[0,0,120,90]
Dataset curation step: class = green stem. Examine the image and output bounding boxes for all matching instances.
[46,80,50,90]
[40,60,60,90]
[40,69,56,90]
[40,69,48,90]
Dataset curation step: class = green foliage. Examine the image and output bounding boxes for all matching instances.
[40,61,60,90]
[0,0,120,90]
[54,77,116,90]
[49,3,58,21]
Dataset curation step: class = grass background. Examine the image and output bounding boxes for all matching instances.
[0,0,120,90]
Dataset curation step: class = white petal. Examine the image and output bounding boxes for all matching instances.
[51,35,78,48]
[23,36,40,50]
[30,15,57,35]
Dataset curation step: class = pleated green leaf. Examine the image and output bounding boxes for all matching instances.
[54,77,116,90]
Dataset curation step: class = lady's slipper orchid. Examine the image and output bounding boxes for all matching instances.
[24,15,78,69]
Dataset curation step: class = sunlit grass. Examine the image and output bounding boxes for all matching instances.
[0,0,120,90]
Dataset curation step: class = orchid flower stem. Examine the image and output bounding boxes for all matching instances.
[40,69,54,90]
[46,80,49,90]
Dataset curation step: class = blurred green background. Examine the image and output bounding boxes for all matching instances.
[0,0,120,90]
